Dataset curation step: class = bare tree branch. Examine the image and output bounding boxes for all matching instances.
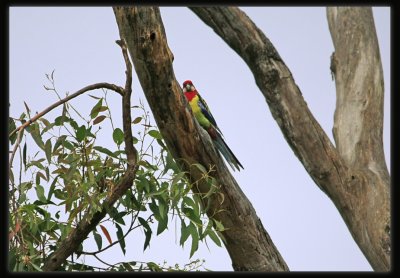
[327,7,390,271]
[189,7,389,271]
[327,7,389,178]
[42,39,138,271]
[189,7,348,197]
[116,38,138,166]
[113,6,289,271]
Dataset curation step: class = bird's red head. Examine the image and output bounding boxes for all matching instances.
[182,80,197,100]
[182,80,193,88]
[183,80,196,94]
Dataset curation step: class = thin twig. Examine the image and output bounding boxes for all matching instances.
[93,254,114,268]
[47,74,88,123]
[77,212,151,256]
[103,90,115,131]
[9,82,124,138]
[65,260,109,271]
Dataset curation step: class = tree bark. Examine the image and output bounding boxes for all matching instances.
[327,7,390,271]
[113,7,289,271]
[189,7,390,271]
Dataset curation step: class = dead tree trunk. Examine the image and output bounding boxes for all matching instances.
[190,7,390,271]
[113,7,289,271]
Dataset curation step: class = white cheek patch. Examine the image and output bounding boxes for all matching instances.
[183,87,187,92]
[191,86,195,91]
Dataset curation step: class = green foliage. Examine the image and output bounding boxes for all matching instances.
[112,128,124,145]
[9,117,18,144]
[8,78,224,272]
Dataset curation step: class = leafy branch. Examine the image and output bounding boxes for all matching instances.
[40,39,137,271]
[9,82,125,170]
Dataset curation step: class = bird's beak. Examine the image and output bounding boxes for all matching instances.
[186,84,191,91]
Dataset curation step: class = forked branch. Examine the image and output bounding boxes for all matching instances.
[190,7,389,271]
[40,39,138,271]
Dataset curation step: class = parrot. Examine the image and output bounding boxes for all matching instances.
[182,80,244,171]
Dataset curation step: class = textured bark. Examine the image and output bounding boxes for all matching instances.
[189,7,390,271]
[113,7,289,271]
[327,7,390,271]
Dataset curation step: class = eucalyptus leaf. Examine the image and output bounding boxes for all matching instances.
[148,130,162,140]
[189,223,199,258]
[45,139,52,163]
[76,125,86,142]
[116,223,126,255]
[112,128,124,145]
[35,184,47,203]
[90,98,103,119]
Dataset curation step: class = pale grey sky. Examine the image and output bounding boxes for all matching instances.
[9,7,390,271]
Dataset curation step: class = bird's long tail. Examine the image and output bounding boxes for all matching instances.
[213,133,244,171]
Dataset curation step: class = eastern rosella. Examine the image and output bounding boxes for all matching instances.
[182,80,244,171]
